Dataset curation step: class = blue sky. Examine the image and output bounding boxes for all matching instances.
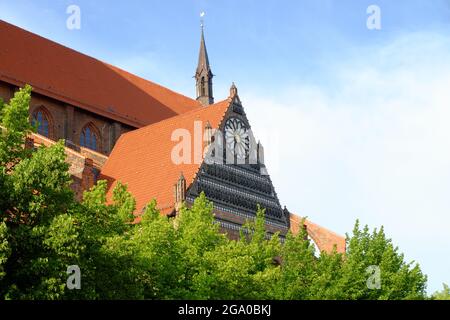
[1,0,450,294]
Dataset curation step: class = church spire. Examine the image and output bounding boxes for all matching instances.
[195,19,214,106]
[197,26,211,74]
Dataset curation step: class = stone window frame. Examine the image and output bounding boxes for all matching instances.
[31,105,54,139]
[79,122,102,152]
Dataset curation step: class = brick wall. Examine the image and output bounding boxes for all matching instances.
[0,80,134,155]
[290,214,346,254]
[29,132,109,201]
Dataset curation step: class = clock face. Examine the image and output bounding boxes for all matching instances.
[225,118,249,160]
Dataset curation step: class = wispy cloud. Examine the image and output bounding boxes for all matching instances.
[245,30,450,293]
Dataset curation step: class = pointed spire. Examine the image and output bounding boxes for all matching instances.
[205,120,213,146]
[257,141,268,176]
[229,82,238,98]
[257,141,265,166]
[196,26,211,75]
[174,172,186,208]
[195,14,214,106]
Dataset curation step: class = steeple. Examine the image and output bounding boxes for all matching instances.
[195,23,214,106]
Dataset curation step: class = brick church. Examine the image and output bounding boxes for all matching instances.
[0,20,345,253]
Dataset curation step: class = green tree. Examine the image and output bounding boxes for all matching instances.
[0,133,82,298]
[174,193,227,299]
[274,219,318,300]
[334,221,427,300]
[0,84,33,169]
[432,283,450,300]
[68,180,141,300]
[0,221,9,282]
[191,205,281,300]
[128,199,183,299]
[0,86,83,299]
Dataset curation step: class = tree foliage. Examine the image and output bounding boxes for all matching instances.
[432,284,450,300]
[0,85,429,300]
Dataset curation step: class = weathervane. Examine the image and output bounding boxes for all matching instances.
[200,11,205,29]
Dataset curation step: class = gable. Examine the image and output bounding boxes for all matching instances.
[187,95,290,232]
[100,99,231,214]
[101,90,290,235]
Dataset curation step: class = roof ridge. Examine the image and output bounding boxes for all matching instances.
[0,20,198,106]
[105,63,199,105]
[0,19,100,63]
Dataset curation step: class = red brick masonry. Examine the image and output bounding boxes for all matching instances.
[290,214,346,254]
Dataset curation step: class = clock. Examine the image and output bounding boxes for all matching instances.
[225,118,249,160]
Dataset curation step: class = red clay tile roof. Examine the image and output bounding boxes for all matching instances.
[0,19,200,128]
[100,98,231,214]
[290,214,346,254]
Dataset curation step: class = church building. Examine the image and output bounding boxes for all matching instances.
[0,20,345,253]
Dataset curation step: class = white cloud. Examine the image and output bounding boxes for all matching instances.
[245,31,450,293]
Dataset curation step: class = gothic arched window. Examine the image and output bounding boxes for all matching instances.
[32,107,52,138]
[80,123,100,151]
